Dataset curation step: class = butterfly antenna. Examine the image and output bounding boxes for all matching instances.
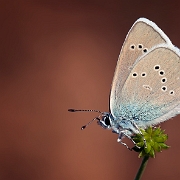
[68,109,101,113]
[81,116,101,130]
[68,109,102,130]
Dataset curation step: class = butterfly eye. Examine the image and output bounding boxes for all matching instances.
[104,116,111,126]
[98,115,111,129]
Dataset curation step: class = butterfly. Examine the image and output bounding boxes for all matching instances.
[69,18,180,149]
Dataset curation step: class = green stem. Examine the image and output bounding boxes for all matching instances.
[134,156,149,180]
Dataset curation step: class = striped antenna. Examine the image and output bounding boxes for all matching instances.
[68,109,102,129]
[68,109,101,113]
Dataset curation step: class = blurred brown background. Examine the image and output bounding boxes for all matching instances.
[0,0,180,179]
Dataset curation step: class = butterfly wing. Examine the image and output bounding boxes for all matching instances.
[118,45,180,128]
[110,18,172,117]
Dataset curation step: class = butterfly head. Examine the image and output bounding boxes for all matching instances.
[68,109,113,130]
[97,112,112,129]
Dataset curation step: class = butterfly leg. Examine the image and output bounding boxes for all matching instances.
[119,130,142,150]
[123,133,137,146]
[117,131,132,151]
[131,121,147,148]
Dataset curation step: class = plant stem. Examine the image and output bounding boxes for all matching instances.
[134,156,149,180]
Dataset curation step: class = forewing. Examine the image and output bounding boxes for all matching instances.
[110,18,172,116]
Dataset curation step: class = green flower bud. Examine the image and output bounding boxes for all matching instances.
[132,127,170,158]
